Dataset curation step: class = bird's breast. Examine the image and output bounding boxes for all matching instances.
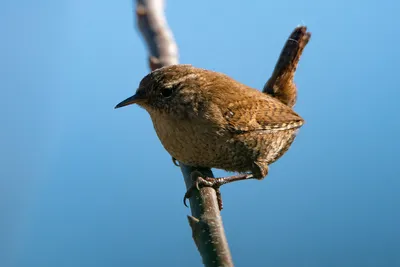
[149,112,227,167]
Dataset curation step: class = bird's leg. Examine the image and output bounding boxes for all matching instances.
[183,173,257,210]
[184,163,268,209]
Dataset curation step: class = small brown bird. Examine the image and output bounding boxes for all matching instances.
[115,64,304,205]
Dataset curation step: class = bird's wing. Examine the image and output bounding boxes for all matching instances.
[220,97,304,133]
[197,69,304,133]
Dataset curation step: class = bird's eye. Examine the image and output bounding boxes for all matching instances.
[161,87,173,98]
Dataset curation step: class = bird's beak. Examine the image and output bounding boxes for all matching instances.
[115,93,145,109]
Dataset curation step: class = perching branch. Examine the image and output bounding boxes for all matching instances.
[134,1,233,266]
[263,26,311,107]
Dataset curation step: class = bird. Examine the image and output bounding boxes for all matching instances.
[115,64,304,208]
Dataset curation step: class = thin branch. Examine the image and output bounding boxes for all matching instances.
[182,167,233,266]
[263,26,311,107]
[136,0,178,68]
[134,1,233,266]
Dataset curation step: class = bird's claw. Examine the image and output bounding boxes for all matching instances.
[183,173,254,210]
[183,176,222,209]
[172,157,180,167]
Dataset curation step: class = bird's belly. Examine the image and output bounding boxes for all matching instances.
[151,115,228,167]
[151,115,298,172]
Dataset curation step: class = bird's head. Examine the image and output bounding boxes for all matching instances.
[115,64,204,117]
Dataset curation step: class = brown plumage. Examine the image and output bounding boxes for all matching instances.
[115,64,304,179]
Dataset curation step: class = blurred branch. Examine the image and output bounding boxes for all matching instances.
[134,1,233,266]
[136,0,178,68]
[263,26,311,107]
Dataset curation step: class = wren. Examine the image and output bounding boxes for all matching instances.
[115,64,304,206]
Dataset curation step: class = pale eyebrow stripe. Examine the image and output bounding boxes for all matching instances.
[164,73,198,87]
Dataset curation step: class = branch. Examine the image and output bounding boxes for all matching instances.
[182,167,233,266]
[263,26,311,107]
[136,0,178,68]
[134,1,233,266]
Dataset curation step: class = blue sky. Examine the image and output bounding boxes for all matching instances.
[1,0,399,266]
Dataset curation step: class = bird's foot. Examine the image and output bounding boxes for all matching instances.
[172,157,180,167]
[183,173,254,210]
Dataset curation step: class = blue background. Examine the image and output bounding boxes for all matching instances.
[1,0,399,266]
